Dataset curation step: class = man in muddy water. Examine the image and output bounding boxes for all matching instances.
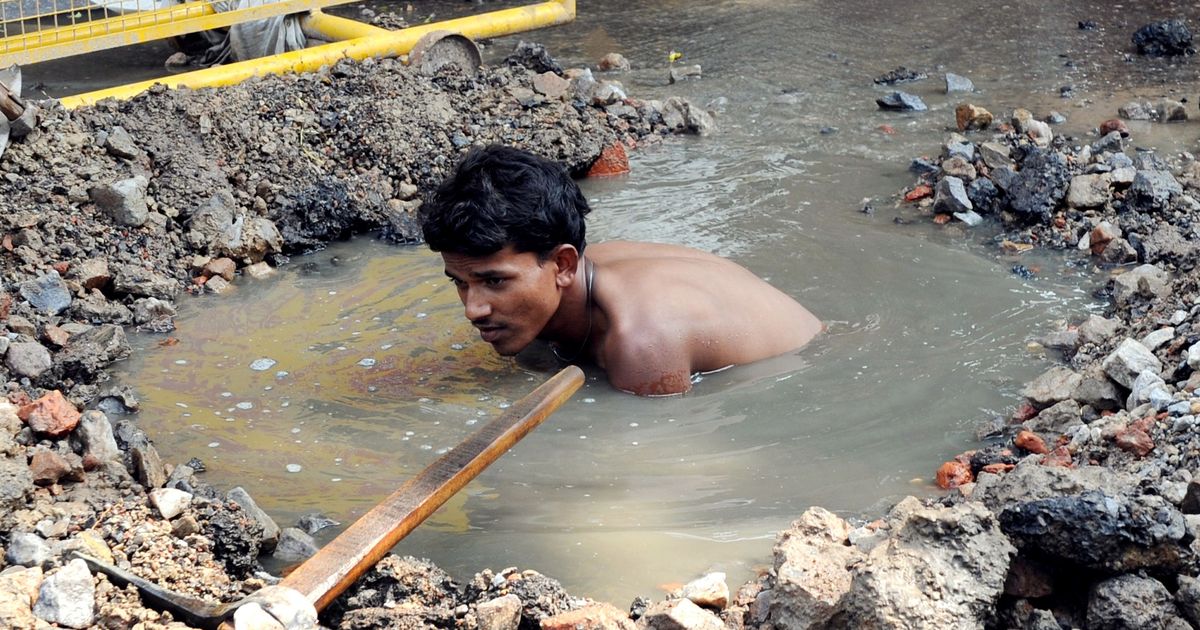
[420,145,823,396]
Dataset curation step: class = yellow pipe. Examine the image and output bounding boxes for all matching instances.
[301,10,388,42]
[58,0,575,109]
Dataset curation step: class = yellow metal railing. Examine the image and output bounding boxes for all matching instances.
[0,0,359,65]
[58,0,576,108]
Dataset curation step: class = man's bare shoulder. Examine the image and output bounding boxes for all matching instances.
[587,240,724,264]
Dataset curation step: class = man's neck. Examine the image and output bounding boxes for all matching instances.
[540,256,598,355]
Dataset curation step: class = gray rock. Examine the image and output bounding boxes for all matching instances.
[69,290,133,325]
[1038,329,1079,350]
[979,142,1011,169]
[1177,575,1200,627]
[598,52,630,72]
[1067,173,1111,209]
[56,324,131,381]
[944,139,976,162]
[1133,19,1194,57]
[1024,399,1083,435]
[296,512,338,535]
[1072,371,1121,410]
[1102,338,1163,388]
[933,176,972,215]
[944,72,974,93]
[769,507,860,628]
[1112,264,1171,308]
[1023,119,1053,147]
[131,297,176,326]
[0,459,33,510]
[667,64,702,84]
[1119,101,1153,120]
[19,271,71,315]
[476,594,522,630]
[33,558,94,629]
[90,176,149,227]
[1140,327,1175,351]
[1156,99,1189,122]
[591,79,627,105]
[1021,367,1082,407]
[659,97,716,136]
[131,441,167,489]
[1000,491,1189,573]
[5,341,51,378]
[1046,111,1067,124]
[187,190,283,263]
[825,500,1014,629]
[1099,237,1139,264]
[940,156,976,180]
[1128,370,1168,410]
[71,410,120,465]
[875,91,927,112]
[953,210,983,227]
[1008,147,1070,222]
[681,572,728,610]
[5,532,50,568]
[966,178,999,214]
[149,488,192,520]
[229,487,281,551]
[974,461,1139,510]
[273,527,319,563]
[1141,223,1200,266]
[531,71,570,99]
[1088,574,1176,630]
[103,126,141,159]
[1092,131,1126,155]
[1129,170,1182,212]
[642,599,723,630]
[111,263,178,300]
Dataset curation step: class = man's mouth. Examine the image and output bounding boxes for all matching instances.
[475,325,504,343]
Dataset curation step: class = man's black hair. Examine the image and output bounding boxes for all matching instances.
[421,145,591,259]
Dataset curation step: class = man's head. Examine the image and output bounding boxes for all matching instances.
[421,145,591,259]
[422,146,592,355]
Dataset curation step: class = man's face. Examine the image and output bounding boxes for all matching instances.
[442,246,563,356]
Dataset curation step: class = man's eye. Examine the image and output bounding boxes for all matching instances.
[484,278,505,287]
[450,278,466,289]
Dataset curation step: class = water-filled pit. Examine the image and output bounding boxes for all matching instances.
[58,0,1200,603]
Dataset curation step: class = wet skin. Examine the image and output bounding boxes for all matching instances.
[442,241,822,396]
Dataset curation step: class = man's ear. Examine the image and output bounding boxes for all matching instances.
[549,245,580,288]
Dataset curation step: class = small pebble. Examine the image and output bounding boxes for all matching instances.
[250,358,277,371]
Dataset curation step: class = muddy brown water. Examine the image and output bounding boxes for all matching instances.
[30,0,1200,604]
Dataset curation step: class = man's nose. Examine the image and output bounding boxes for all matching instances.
[463,289,491,321]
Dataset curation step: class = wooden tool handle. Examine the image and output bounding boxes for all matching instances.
[281,365,584,611]
[0,81,22,121]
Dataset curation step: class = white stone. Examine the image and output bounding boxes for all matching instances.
[476,594,522,630]
[1188,341,1200,370]
[1140,327,1175,351]
[642,598,724,630]
[681,572,729,610]
[32,559,94,629]
[149,487,192,520]
[1127,370,1168,411]
[1103,338,1163,388]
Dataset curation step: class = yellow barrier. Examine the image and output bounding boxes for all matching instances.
[57,0,575,108]
[0,0,361,65]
